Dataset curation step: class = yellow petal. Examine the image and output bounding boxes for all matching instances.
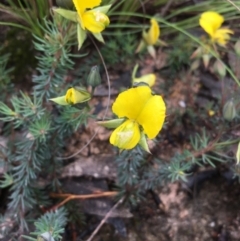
[133,74,156,87]
[199,11,224,37]
[82,10,109,33]
[110,120,140,150]
[73,0,101,14]
[213,28,234,46]
[144,18,160,45]
[136,95,166,139]
[112,86,153,121]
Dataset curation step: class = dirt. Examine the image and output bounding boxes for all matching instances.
[87,177,240,241]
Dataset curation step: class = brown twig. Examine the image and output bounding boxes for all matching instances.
[50,191,118,210]
[86,197,124,241]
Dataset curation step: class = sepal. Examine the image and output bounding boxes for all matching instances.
[50,96,68,105]
[53,8,78,22]
[77,24,87,50]
[92,32,105,43]
[94,4,112,14]
[147,45,156,59]
[97,118,125,129]
[138,132,151,153]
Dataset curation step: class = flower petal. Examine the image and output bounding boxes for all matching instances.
[199,11,224,37]
[73,0,101,14]
[213,28,234,46]
[112,86,153,121]
[110,120,140,150]
[82,10,109,33]
[136,95,166,139]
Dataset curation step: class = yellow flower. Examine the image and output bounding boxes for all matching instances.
[110,86,166,150]
[73,0,110,33]
[199,11,233,46]
[50,87,91,105]
[143,18,160,45]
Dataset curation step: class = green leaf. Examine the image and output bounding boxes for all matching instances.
[77,24,87,50]
[52,7,78,22]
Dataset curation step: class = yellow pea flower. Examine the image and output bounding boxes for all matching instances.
[73,0,110,33]
[143,18,160,45]
[199,11,233,46]
[65,87,91,104]
[50,87,91,106]
[109,86,166,150]
[136,18,167,58]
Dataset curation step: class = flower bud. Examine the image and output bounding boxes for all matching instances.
[142,19,160,45]
[190,46,203,59]
[87,66,101,88]
[202,54,211,68]
[223,99,236,121]
[213,59,226,77]
[234,39,240,57]
[65,87,91,105]
[236,142,240,164]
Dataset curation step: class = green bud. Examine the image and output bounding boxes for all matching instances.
[50,87,91,106]
[190,46,203,59]
[213,59,226,77]
[236,142,240,164]
[202,54,211,68]
[234,39,240,57]
[190,59,200,71]
[97,118,125,129]
[87,66,102,88]
[223,99,236,121]
[65,87,91,105]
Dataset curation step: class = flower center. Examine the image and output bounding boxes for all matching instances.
[94,11,107,23]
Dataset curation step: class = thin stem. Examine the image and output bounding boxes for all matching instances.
[57,34,111,160]
[86,197,124,241]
